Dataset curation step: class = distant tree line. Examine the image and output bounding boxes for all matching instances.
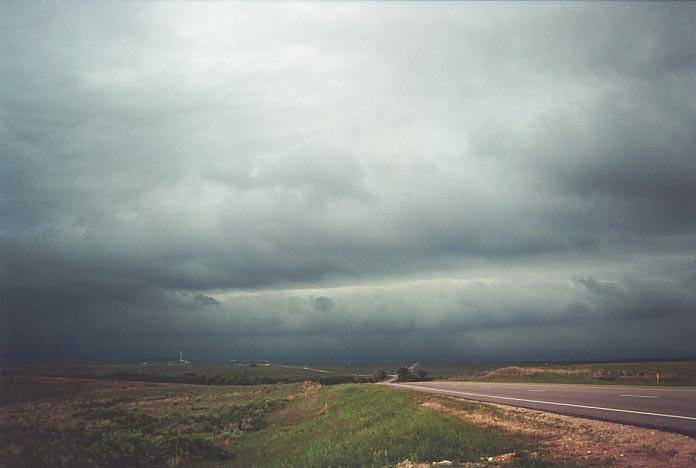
[40,371,376,386]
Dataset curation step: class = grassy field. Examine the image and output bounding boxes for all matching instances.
[436,360,696,386]
[0,361,379,386]
[234,384,534,467]
[0,375,556,467]
[0,376,298,467]
[5,359,695,387]
[4,359,694,387]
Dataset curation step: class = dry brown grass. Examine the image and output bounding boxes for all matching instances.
[0,376,314,466]
[482,366,590,378]
[265,381,323,426]
[419,394,696,467]
[475,361,696,386]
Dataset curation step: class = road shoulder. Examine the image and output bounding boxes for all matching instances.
[415,392,696,467]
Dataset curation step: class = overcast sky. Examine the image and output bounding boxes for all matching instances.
[2,2,695,362]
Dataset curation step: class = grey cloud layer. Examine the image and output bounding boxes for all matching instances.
[1,3,695,361]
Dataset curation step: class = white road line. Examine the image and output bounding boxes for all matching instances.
[527,389,546,392]
[435,381,696,392]
[392,383,696,422]
[619,394,658,399]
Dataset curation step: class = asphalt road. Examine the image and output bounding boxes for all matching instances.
[390,381,696,435]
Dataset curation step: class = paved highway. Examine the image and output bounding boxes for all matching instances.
[390,381,696,435]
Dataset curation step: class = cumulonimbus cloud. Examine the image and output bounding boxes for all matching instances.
[1,2,695,361]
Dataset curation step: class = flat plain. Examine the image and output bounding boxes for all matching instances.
[2,360,696,467]
[0,374,546,467]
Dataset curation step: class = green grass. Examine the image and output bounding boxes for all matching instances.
[0,376,564,467]
[0,376,300,467]
[5,360,688,466]
[235,384,528,467]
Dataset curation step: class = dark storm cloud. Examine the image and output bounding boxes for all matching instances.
[1,2,695,361]
[491,95,696,234]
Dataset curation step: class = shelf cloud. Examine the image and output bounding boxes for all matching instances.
[2,2,695,361]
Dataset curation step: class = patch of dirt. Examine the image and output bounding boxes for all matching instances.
[266,382,322,426]
[420,397,696,467]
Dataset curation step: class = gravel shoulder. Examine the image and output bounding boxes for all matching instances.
[418,393,696,467]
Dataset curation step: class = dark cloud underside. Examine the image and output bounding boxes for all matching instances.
[1,2,695,361]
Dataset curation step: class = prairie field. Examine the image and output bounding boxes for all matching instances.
[0,374,554,467]
[4,359,695,387]
[432,360,696,386]
[1,361,378,386]
[3,362,696,467]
